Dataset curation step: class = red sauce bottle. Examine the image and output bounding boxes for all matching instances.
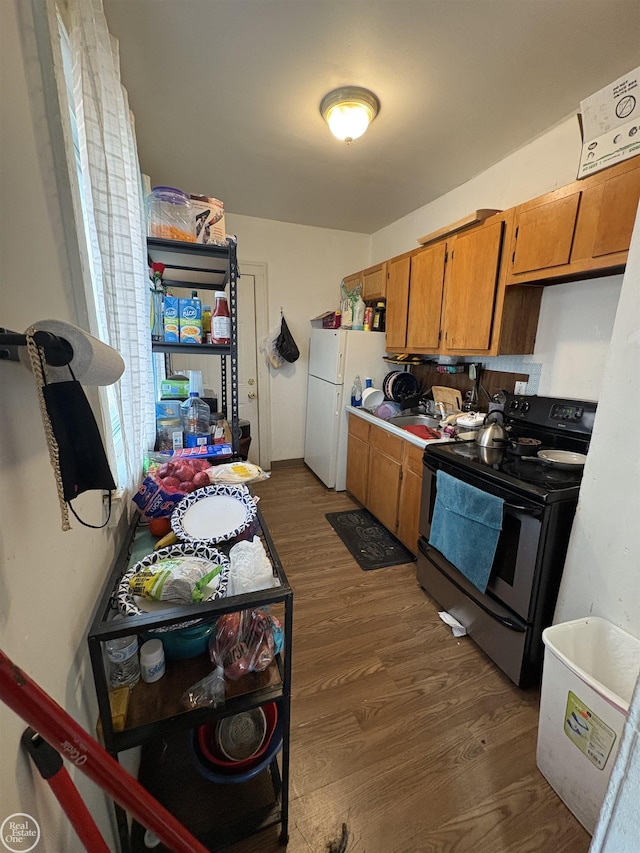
[211,291,231,344]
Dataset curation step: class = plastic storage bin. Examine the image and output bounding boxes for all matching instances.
[536,617,640,834]
[147,186,195,243]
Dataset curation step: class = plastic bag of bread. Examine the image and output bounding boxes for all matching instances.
[209,608,283,681]
[129,557,221,604]
[206,461,269,486]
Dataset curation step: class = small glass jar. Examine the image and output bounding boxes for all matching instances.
[155,417,183,452]
[146,186,195,243]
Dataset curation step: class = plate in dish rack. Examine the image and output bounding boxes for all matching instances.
[171,484,257,544]
[116,543,230,629]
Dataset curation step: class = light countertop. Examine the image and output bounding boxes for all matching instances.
[346,405,451,449]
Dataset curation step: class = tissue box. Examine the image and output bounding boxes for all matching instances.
[190,195,226,246]
[178,298,202,343]
[163,295,179,343]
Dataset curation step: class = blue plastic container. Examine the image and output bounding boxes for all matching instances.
[143,621,215,660]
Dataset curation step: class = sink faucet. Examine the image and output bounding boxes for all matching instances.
[435,402,446,420]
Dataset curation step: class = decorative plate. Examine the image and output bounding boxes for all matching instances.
[116,543,230,630]
[171,484,257,545]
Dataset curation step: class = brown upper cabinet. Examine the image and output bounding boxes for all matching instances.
[385,211,542,356]
[386,243,446,351]
[507,157,640,284]
[342,156,638,357]
[441,217,505,352]
[362,261,387,301]
[342,262,387,302]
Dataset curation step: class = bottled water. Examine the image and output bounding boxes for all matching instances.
[106,635,140,688]
[181,393,211,447]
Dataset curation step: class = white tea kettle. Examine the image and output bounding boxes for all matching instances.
[475,411,509,448]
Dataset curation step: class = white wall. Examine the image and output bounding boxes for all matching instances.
[534,275,623,401]
[574,205,640,848]
[0,2,118,848]
[224,213,369,461]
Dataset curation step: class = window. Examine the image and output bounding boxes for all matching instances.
[53,4,156,498]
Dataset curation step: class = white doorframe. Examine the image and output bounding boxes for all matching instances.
[239,261,272,470]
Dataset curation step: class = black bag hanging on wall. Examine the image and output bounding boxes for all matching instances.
[275,315,300,363]
[27,333,116,530]
[42,379,117,501]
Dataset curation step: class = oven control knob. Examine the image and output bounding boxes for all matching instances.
[510,400,519,410]
[521,401,530,413]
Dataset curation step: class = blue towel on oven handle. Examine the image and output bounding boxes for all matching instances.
[428,470,504,594]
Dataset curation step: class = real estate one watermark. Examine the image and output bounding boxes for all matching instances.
[1,814,41,852]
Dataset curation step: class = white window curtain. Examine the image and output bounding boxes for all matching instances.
[66,0,155,496]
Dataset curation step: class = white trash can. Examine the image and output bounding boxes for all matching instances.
[536,617,640,835]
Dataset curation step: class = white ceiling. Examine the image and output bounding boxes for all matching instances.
[103,0,640,234]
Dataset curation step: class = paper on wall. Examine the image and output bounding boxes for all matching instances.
[577,66,640,178]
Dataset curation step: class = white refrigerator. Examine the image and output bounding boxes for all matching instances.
[304,328,388,490]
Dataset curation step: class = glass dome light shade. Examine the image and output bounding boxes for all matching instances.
[320,87,379,142]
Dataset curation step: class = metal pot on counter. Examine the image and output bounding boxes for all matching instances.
[474,411,509,448]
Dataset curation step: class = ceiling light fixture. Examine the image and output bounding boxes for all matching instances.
[320,86,380,143]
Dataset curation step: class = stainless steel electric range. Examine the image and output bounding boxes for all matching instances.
[417,393,597,688]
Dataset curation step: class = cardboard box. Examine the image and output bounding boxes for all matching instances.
[577,66,640,178]
[311,311,342,329]
[160,376,189,399]
[190,194,226,246]
[163,295,179,343]
[178,298,202,343]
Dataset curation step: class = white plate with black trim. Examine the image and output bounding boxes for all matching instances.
[171,484,257,544]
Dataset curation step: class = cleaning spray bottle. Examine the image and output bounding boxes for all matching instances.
[351,375,363,407]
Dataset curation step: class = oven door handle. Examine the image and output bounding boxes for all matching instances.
[418,539,526,633]
[424,461,544,518]
[504,501,543,517]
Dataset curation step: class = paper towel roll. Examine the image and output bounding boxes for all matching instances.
[20,319,125,386]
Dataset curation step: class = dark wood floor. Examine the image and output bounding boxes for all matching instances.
[228,465,590,853]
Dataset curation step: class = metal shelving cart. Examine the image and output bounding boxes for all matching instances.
[88,236,290,850]
[87,511,292,852]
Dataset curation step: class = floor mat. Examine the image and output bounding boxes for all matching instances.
[325,509,416,570]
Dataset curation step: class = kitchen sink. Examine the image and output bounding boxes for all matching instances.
[388,414,442,430]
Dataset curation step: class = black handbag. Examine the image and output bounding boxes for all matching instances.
[275,316,300,364]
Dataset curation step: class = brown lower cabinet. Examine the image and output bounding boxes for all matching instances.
[346,414,424,554]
